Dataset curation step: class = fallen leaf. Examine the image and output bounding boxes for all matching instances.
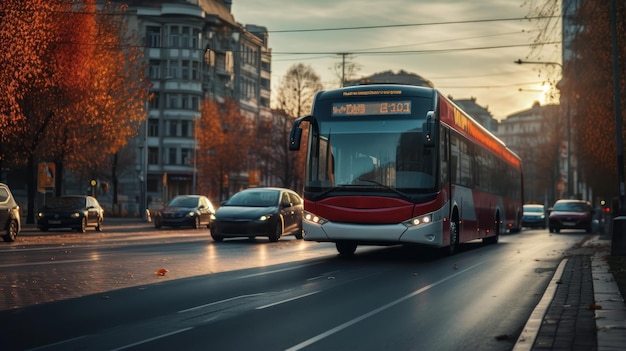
[155,268,169,276]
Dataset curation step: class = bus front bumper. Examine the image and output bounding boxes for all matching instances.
[302,220,444,247]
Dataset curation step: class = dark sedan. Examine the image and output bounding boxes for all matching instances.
[153,195,215,229]
[548,199,593,233]
[210,187,303,242]
[37,195,104,232]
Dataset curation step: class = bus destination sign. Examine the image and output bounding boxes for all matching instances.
[332,101,412,117]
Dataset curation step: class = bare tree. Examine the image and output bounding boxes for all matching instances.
[274,64,324,190]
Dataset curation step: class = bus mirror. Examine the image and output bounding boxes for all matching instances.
[289,127,302,151]
[424,111,435,148]
[289,116,310,151]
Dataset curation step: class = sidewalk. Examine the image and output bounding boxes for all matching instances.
[514,234,626,351]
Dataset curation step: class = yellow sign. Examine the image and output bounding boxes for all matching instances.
[248,170,261,186]
[38,162,55,192]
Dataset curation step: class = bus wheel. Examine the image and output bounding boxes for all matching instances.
[336,241,357,256]
[446,218,459,255]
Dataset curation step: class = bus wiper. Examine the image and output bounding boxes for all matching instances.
[353,178,412,200]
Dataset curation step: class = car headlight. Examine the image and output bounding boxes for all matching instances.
[71,212,81,218]
[303,211,328,225]
[402,214,432,228]
[187,211,196,217]
[37,212,43,218]
[259,214,273,221]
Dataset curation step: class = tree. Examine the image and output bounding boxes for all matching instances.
[0,1,148,222]
[196,98,253,202]
[274,64,324,190]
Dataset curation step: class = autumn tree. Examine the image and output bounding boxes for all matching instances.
[0,0,148,223]
[567,0,626,199]
[196,98,253,202]
[274,64,324,190]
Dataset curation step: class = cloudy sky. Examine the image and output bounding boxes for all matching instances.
[231,0,562,120]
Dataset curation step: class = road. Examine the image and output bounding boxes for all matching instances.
[0,221,587,350]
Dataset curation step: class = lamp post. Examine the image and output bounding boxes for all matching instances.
[515,59,573,199]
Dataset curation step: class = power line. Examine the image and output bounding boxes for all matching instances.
[266,16,559,33]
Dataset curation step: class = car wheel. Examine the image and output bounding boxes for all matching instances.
[554,227,560,233]
[294,221,304,239]
[77,218,87,233]
[3,220,18,242]
[154,218,162,229]
[336,241,357,256]
[211,231,224,242]
[268,220,283,242]
[193,216,200,229]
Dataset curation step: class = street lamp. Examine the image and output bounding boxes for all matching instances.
[515,59,573,199]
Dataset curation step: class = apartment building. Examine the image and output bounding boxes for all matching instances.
[117,0,270,214]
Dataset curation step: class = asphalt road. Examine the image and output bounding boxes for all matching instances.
[0,222,588,351]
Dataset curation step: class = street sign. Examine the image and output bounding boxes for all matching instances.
[38,162,55,192]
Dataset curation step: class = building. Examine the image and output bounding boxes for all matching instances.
[497,103,561,205]
[118,0,270,214]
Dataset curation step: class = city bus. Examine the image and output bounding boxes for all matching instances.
[289,84,523,256]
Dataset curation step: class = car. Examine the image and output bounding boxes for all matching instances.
[210,187,303,242]
[153,195,215,229]
[0,183,21,242]
[522,204,547,229]
[548,199,593,233]
[37,195,104,232]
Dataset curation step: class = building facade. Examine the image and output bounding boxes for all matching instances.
[119,0,270,214]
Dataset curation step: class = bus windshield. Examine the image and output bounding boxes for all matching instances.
[306,118,436,193]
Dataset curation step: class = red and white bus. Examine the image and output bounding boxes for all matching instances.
[289,84,523,256]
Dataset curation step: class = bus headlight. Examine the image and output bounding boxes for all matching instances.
[303,211,328,225]
[402,214,432,228]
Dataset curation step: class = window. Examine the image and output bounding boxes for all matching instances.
[169,26,179,48]
[168,94,178,109]
[148,147,159,165]
[169,148,177,164]
[149,92,160,109]
[150,60,161,79]
[148,119,159,137]
[192,29,200,49]
[168,120,178,136]
[192,61,199,80]
[181,120,190,136]
[182,61,189,79]
[182,148,191,165]
[181,27,190,48]
[147,26,161,47]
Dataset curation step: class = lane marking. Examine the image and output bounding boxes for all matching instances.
[233,263,317,279]
[285,262,483,351]
[0,258,97,268]
[109,327,193,351]
[256,291,320,310]
[177,293,265,313]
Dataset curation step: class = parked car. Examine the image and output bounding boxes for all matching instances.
[153,195,215,229]
[37,195,104,232]
[0,183,20,242]
[522,204,547,229]
[210,187,303,242]
[548,199,593,233]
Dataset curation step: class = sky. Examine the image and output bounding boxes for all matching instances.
[231,0,562,120]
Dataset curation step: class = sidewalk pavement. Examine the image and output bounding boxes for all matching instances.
[514,233,626,351]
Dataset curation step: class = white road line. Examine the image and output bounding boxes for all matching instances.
[256,291,320,310]
[177,293,266,313]
[234,264,314,279]
[0,258,96,268]
[108,327,193,351]
[285,262,483,351]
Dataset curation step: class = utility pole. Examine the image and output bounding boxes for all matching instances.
[337,53,350,87]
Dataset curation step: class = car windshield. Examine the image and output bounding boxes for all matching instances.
[553,202,588,212]
[47,197,85,209]
[167,197,199,208]
[524,206,544,213]
[226,190,279,207]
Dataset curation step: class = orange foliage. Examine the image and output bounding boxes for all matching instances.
[195,98,253,201]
